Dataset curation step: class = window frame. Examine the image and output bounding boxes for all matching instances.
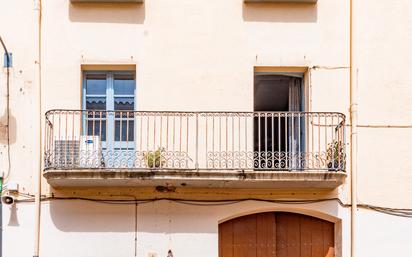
[82,70,136,150]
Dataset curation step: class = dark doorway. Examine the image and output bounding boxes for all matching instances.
[254,74,304,169]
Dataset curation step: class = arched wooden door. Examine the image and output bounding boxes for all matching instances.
[219,212,334,257]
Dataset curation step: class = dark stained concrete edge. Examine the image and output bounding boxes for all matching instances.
[43,169,346,189]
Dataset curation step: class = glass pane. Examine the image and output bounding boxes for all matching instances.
[86,97,106,110]
[114,97,134,110]
[114,74,135,95]
[115,120,134,141]
[86,74,107,95]
[87,120,106,141]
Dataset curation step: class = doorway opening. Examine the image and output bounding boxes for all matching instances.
[254,74,305,170]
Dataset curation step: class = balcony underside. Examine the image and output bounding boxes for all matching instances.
[44,169,346,189]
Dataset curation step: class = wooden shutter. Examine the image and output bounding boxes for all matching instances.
[219,212,334,257]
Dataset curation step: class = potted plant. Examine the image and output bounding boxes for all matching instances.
[326,140,345,171]
[144,147,165,168]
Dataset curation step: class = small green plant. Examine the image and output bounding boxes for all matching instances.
[326,140,345,170]
[144,148,165,168]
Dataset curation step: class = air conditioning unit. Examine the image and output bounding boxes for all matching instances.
[51,140,80,168]
[79,136,102,168]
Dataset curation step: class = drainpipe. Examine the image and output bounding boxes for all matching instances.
[33,0,42,257]
[349,1,358,257]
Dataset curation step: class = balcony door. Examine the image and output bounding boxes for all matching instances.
[83,71,136,166]
[254,74,305,170]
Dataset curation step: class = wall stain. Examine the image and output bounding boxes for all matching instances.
[0,110,17,144]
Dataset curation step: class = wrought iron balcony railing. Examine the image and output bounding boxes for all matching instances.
[44,110,346,172]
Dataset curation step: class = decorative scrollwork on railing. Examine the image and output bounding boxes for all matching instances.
[207,151,254,169]
[105,150,192,169]
[206,151,345,171]
[45,149,193,170]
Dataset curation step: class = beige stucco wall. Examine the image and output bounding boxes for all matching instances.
[4,201,412,257]
[1,0,412,257]
[355,0,412,208]
[5,200,351,257]
[1,0,351,196]
[0,2,38,192]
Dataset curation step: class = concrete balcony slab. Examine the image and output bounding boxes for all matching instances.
[44,169,346,189]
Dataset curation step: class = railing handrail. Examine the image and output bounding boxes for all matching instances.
[45,109,346,119]
[46,109,346,114]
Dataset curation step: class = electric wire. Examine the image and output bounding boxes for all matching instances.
[13,196,412,218]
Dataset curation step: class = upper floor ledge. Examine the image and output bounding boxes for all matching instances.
[43,109,346,189]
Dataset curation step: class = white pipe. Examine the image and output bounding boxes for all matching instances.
[349,1,358,257]
[33,0,42,256]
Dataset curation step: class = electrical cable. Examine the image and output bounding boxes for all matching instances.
[0,36,11,183]
[357,124,412,128]
[13,196,412,218]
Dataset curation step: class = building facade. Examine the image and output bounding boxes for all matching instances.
[1,0,412,257]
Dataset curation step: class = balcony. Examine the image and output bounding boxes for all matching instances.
[43,110,346,188]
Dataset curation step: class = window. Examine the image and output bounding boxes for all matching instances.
[83,71,136,150]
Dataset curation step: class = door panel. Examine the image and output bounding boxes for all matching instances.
[219,220,234,257]
[301,216,313,257]
[322,221,335,257]
[233,214,257,257]
[277,213,301,257]
[256,213,276,257]
[219,212,334,257]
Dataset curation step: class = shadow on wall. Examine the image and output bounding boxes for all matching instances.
[7,205,20,226]
[50,200,135,232]
[69,2,145,24]
[49,199,339,233]
[243,3,317,23]
[49,199,217,233]
[136,200,218,234]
